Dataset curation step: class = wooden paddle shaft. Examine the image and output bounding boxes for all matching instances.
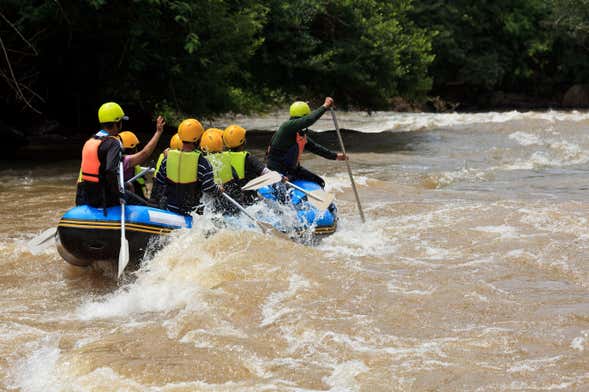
[330,108,366,223]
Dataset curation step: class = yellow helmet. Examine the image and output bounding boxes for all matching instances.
[223,125,246,148]
[178,118,204,142]
[118,131,140,149]
[169,133,182,150]
[289,101,311,118]
[98,102,128,123]
[200,129,224,153]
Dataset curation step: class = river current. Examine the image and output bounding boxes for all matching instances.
[1,111,588,391]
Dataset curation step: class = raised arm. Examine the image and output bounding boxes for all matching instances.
[125,116,165,167]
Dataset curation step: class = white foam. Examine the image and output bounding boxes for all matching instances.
[216,110,589,133]
[571,331,588,351]
[323,360,369,392]
[509,131,543,146]
[10,335,61,392]
[473,225,519,239]
[261,274,311,327]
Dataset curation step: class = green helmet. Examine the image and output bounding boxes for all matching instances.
[289,101,311,118]
[98,102,128,123]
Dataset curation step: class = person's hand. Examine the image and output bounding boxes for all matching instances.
[336,152,348,161]
[323,97,334,109]
[281,175,289,182]
[156,115,165,133]
[218,184,225,193]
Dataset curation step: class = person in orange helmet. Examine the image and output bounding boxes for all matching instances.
[153,119,221,215]
[118,115,165,200]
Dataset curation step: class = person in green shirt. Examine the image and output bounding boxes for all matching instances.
[266,97,346,188]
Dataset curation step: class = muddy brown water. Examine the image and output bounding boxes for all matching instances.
[1,111,588,391]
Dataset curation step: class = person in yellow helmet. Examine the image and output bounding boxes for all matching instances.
[223,124,268,205]
[153,119,222,215]
[118,116,165,200]
[150,133,182,208]
[76,102,130,207]
[266,97,346,188]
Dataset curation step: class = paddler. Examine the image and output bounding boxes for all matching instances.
[266,97,347,188]
[223,124,268,205]
[118,115,165,200]
[150,133,182,208]
[153,119,222,215]
[199,128,236,213]
[75,102,128,208]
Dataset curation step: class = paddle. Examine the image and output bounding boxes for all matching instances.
[27,227,57,255]
[117,160,130,279]
[284,181,334,211]
[221,192,285,237]
[242,171,335,211]
[241,170,283,191]
[330,108,365,223]
[126,166,154,185]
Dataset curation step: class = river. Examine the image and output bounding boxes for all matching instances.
[1,110,588,391]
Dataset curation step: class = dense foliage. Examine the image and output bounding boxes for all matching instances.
[1,0,588,127]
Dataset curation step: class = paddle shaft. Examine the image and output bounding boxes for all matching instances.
[285,181,324,202]
[330,108,365,223]
[118,160,130,278]
[221,192,267,234]
[126,167,154,185]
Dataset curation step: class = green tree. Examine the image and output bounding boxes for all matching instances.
[251,0,434,109]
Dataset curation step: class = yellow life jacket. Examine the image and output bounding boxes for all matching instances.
[227,151,248,180]
[166,150,200,184]
[155,152,165,174]
[134,165,146,189]
[205,152,233,184]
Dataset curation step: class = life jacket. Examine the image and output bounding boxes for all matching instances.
[155,152,165,174]
[227,151,248,180]
[295,132,307,165]
[205,152,234,184]
[164,149,201,215]
[79,131,109,183]
[133,165,147,196]
[166,150,200,184]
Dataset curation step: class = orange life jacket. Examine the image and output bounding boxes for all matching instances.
[296,132,307,164]
[80,136,105,183]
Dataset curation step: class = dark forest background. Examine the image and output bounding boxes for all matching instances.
[2,0,589,146]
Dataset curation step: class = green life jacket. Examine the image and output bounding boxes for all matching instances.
[134,165,146,186]
[166,150,200,184]
[155,152,165,174]
[227,151,248,180]
[205,151,233,184]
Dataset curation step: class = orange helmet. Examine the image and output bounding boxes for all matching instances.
[118,131,140,149]
[223,125,246,148]
[178,118,204,142]
[169,133,182,150]
[200,128,224,153]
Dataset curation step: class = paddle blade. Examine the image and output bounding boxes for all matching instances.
[307,190,335,211]
[241,171,282,191]
[28,227,57,255]
[117,238,129,279]
[258,221,290,240]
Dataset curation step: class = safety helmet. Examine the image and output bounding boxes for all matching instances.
[169,133,182,150]
[200,129,225,153]
[289,101,311,118]
[223,125,246,148]
[178,118,204,143]
[98,102,128,123]
[118,131,140,149]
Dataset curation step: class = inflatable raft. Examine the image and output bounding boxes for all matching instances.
[56,180,337,271]
[57,205,191,268]
[257,179,337,236]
